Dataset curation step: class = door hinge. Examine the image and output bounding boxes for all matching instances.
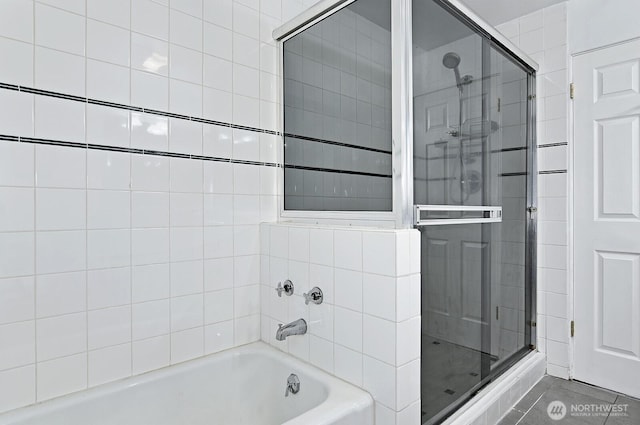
[570,83,575,99]
[497,98,501,112]
[496,306,499,320]
[570,320,575,337]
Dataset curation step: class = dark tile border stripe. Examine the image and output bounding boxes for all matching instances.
[0,82,384,155]
[538,142,568,148]
[0,134,393,179]
[539,169,567,175]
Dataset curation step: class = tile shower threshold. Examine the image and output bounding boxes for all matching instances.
[442,350,546,425]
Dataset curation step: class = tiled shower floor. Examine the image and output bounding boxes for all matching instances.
[499,375,640,425]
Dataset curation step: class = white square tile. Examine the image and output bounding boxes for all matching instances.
[170,158,203,193]
[0,365,35,413]
[234,314,260,345]
[233,225,260,256]
[288,227,310,262]
[36,313,87,361]
[203,86,233,123]
[0,90,33,137]
[0,233,34,279]
[132,334,170,374]
[204,194,233,226]
[36,230,86,274]
[203,22,232,60]
[363,355,396,409]
[88,306,131,350]
[232,94,260,128]
[170,227,204,262]
[170,44,203,84]
[232,2,259,40]
[132,263,171,302]
[132,0,169,40]
[86,104,130,148]
[396,317,420,365]
[36,272,86,318]
[233,63,260,99]
[204,320,234,354]
[232,128,260,162]
[34,95,85,142]
[234,285,260,317]
[334,230,362,271]
[0,143,34,187]
[87,190,130,230]
[362,231,396,276]
[87,59,130,105]
[233,163,260,195]
[203,125,232,158]
[0,187,34,232]
[396,359,420,410]
[334,343,363,386]
[170,80,203,117]
[309,335,333,373]
[131,228,170,265]
[88,343,132,387]
[0,0,33,43]
[171,327,204,363]
[363,274,395,321]
[203,226,234,259]
[87,150,130,190]
[35,47,85,97]
[171,294,204,331]
[309,303,333,341]
[171,0,202,18]
[87,19,130,66]
[334,306,362,352]
[169,119,202,154]
[38,0,84,14]
[204,288,234,324]
[35,145,86,189]
[0,321,35,371]
[204,258,234,291]
[35,3,85,56]
[170,260,204,296]
[37,191,85,232]
[170,10,202,51]
[0,276,34,324]
[87,229,131,269]
[233,32,260,69]
[132,299,170,340]
[131,154,170,191]
[170,193,204,227]
[203,0,231,28]
[203,54,232,92]
[37,353,87,401]
[397,274,420,322]
[203,161,233,194]
[363,314,395,364]
[233,194,260,225]
[87,267,131,310]
[131,70,170,111]
[335,268,362,311]
[0,37,33,86]
[87,0,131,28]
[132,191,170,228]
[233,255,260,287]
[131,33,169,76]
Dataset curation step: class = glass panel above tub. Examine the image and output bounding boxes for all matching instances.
[282,0,392,211]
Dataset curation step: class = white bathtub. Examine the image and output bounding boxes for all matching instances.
[0,342,373,425]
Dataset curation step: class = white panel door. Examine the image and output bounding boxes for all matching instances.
[574,39,640,398]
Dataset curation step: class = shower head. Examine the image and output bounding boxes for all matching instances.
[442,52,463,91]
[442,52,461,69]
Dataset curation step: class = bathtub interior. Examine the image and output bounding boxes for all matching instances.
[0,348,330,425]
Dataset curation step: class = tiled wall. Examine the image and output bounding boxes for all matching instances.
[495,2,571,379]
[260,223,422,425]
[0,0,319,413]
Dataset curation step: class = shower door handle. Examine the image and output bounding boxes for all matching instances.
[414,205,502,226]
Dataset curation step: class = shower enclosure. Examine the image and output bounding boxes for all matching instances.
[274,0,537,423]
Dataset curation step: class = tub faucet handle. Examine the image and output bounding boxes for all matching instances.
[276,279,294,297]
[303,287,323,305]
[285,373,300,397]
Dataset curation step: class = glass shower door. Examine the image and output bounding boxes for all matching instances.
[413,1,533,423]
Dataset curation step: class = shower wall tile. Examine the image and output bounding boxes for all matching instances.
[497,3,570,380]
[0,0,297,413]
[260,223,421,420]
